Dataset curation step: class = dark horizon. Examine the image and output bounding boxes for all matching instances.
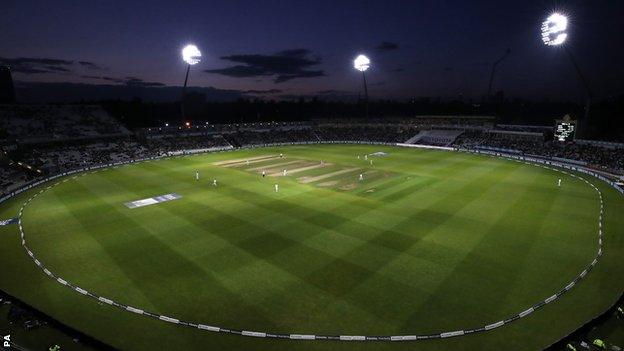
[2,0,624,104]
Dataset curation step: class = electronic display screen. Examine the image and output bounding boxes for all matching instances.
[554,121,575,141]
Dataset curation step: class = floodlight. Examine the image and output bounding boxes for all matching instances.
[541,13,568,46]
[353,54,370,118]
[182,44,202,65]
[353,55,370,72]
[180,44,201,123]
[540,12,593,137]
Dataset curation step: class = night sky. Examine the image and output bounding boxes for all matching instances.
[2,0,623,102]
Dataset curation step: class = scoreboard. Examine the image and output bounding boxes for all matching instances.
[554,119,576,142]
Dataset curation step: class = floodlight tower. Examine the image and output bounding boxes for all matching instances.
[354,54,371,119]
[541,13,593,137]
[487,48,511,99]
[181,44,202,124]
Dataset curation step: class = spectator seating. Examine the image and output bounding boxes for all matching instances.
[2,113,623,197]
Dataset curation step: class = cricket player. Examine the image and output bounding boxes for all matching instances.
[195,170,199,181]
[364,154,368,160]
[280,153,283,158]
[557,178,562,187]
[213,179,217,187]
[274,183,279,192]
[359,173,363,181]
[283,169,287,176]
[262,170,266,178]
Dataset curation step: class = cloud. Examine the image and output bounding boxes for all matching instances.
[43,65,72,72]
[81,75,165,87]
[78,61,104,70]
[13,81,245,103]
[0,57,74,74]
[11,67,51,74]
[81,75,124,83]
[124,76,165,87]
[375,41,399,52]
[205,49,325,83]
[1,57,107,75]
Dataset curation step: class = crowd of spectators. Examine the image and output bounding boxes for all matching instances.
[214,124,420,145]
[0,105,130,143]
[18,135,233,174]
[453,131,624,174]
[413,129,465,146]
[0,146,42,195]
[21,140,148,174]
[223,128,318,146]
[314,124,419,143]
[314,116,495,128]
[0,166,34,194]
[145,135,231,155]
[538,142,624,172]
[2,117,623,197]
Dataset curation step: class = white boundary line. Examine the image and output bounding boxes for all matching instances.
[4,143,620,342]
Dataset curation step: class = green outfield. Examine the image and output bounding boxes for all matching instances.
[0,144,622,351]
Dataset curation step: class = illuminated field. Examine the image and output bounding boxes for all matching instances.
[0,144,622,351]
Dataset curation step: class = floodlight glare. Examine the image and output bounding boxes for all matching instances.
[541,13,568,46]
[180,44,201,123]
[353,55,370,72]
[182,44,202,65]
[353,54,370,118]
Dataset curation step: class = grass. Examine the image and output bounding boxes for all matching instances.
[0,144,622,351]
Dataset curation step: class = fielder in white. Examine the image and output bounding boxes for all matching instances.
[557,178,562,187]
[274,183,279,192]
[283,169,287,176]
[359,173,363,181]
[213,179,217,187]
[195,170,199,181]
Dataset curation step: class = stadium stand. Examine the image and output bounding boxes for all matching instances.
[314,123,419,143]
[222,128,318,146]
[144,135,232,155]
[453,130,624,174]
[412,129,464,146]
[0,104,130,144]
[21,140,148,174]
[0,148,41,195]
[1,105,623,197]
[0,166,32,192]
